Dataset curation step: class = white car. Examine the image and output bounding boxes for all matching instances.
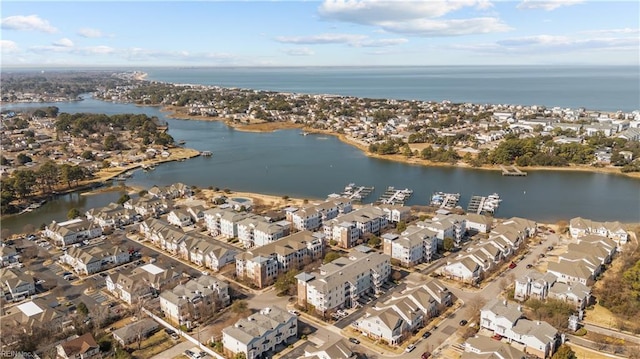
[405,344,416,353]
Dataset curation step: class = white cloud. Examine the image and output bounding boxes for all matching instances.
[82,46,115,55]
[53,38,74,48]
[452,34,639,53]
[0,40,20,53]
[77,28,104,38]
[517,0,584,11]
[1,15,57,33]
[281,48,315,56]
[379,17,510,36]
[275,33,407,47]
[317,0,508,37]
[276,33,367,45]
[580,28,640,35]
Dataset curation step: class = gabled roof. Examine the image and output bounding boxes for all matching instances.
[58,333,98,357]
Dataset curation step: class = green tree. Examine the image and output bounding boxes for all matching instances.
[76,302,89,317]
[231,300,249,314]
[36,160,59,192]
[367,235,381,248]
[443,237,455,251]
[552,345,577,359]
[117,194,131,205]
[67,208,81,219]
[16,153,32,165]
[80,150,94,160]
[323,251,342,264]
[396,221,407,233]
[11,169,37,199]
[234,353,247,359]
[274,270,299,295]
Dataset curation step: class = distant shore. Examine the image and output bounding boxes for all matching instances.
[162,105,640,179]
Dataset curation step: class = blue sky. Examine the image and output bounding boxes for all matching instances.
[1,1,638,67]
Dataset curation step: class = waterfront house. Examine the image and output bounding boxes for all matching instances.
[0,245,19,266]
[222,307,297,359]
[375,203,412,223]
[546,261,594,286]
[440,256,482,284]
[159,275,230,328]
[464,213,494,234]
[569,217,628,245]
[1,267,35,301]
[296,249,390,314]
[416,214,465,246]
[45,218,103,248]
[56,333,101,359]
[514,271,557,302]
[85,202,135,229]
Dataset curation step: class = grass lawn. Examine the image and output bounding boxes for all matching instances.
[132,331,178,359]
[584,304,634,331]
[566,343,618,359]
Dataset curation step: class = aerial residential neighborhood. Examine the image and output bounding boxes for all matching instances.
[1,175,638,359]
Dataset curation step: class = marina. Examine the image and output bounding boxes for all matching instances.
[467,193,502,215]
[376,186,413,206]
[430,192,461,209]
[328,183,374,202]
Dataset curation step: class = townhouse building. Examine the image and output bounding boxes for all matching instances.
[222,307,297,359]
[296,249,391,314]
[415,214,465,247]
[2,299,64,333]
[160,275,230,328]
[167,208,193,228]
[44,218,103,248]
[105,263,181,304]
[60,245,130,275]
[56,333,101,359]
[374,204,411,223]
[123,194,172,218]
[462,336,527,359]
[480,299,559,358]
[85,202,136,229]
[298,338,355,359]
[569,217,628,245]
[236,231,325,288]
[1,267,35,301]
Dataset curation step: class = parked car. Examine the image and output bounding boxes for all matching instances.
[526,264,533,269]
[405,344,416,353]
[508,262,517,269]
[421,352,431,359]
[492,334,503,340]
[459,319,468,326]
[349,337,360,344]
[422,331,432,339]
[288,310,300,316]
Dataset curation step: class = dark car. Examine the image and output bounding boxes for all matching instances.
[508,262,517,269]
[459,319,468,326]
[526,264,533,269]
[349,337,360,344]
[422,331,432,339]
[421,352,431,359]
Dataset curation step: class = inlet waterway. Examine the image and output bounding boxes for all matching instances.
[2,96,639,234]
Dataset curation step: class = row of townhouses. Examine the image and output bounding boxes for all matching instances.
[44,218,103,248]
[1,267,35,302]
[147,182,193,199]
[462,335,528,359]
[568,217,628,245]
[353,278,452,346]
[159,275,230,328]
[123,194,173,218]
[285,198,353,232]
[439,217,537,284]
[140,218,237,271]
[222,306,298,359]
[480,299,560,359]
[235,230,325,288]
[204,207,290,245]
[59,243,131,275]
[296,247,391,314]
[513,233,618,313]
[85,202,141,229]
[105,263,181,304]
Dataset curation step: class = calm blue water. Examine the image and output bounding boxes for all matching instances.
[143,66,640,112]
[2,97,639,235]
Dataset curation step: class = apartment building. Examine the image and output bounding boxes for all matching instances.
[160,275,230,328]
[323,206,389,248]
[382,225,438,266]
[106,263,181,304]
[236,230,325,288]
[286,198,352,232]
[222,307,298,359]
[44,218,103,248]
[296,248,391,314]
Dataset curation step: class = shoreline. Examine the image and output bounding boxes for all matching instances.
[161,105,640,179]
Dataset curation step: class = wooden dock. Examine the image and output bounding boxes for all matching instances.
[339,183,374,202]
[376,186,413,206]
[467,193,502,215]
[500,165,527,176]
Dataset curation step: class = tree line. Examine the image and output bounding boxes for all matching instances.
[1,161,91,215]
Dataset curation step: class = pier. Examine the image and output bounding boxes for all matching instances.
[376,186,413,206]
[332,183,374,202]
[467,193,502,215]
[431,192,460,209]
[500,165,527,176]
